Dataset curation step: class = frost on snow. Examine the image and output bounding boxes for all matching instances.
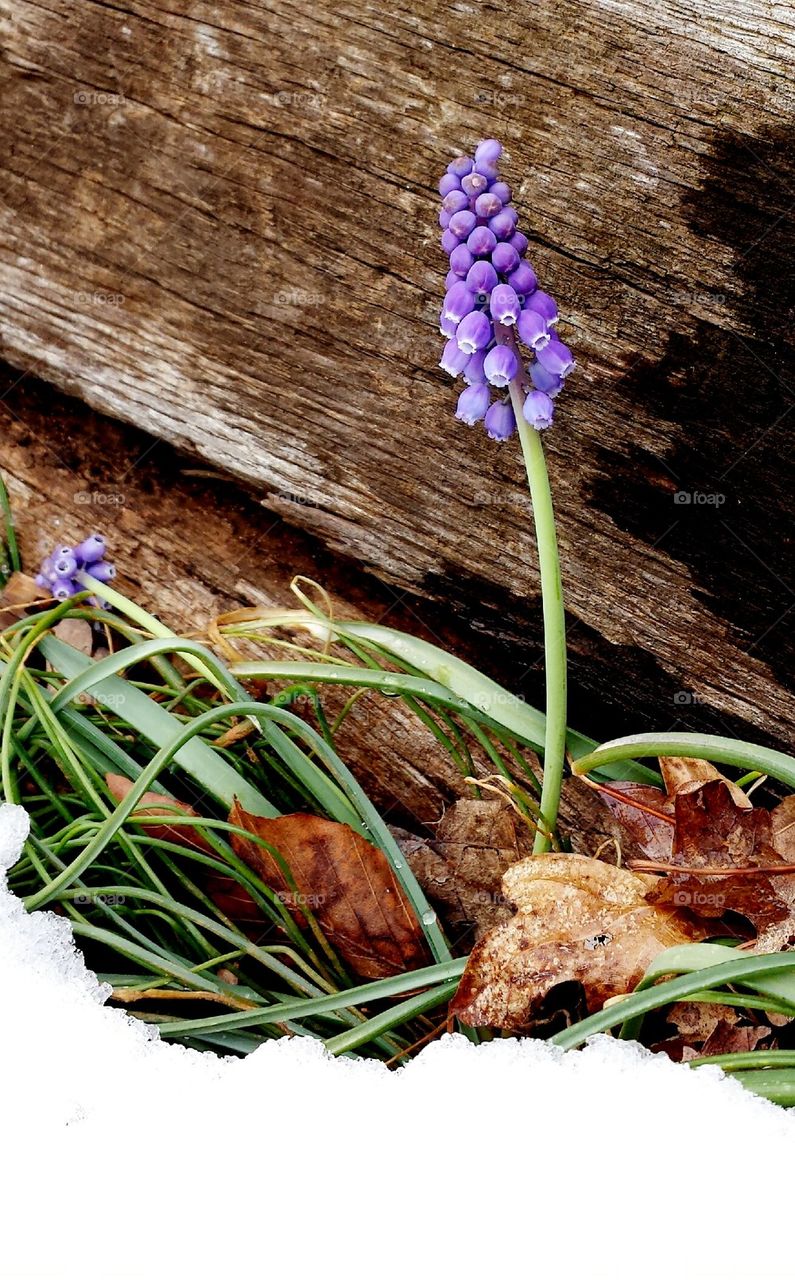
[0,801,792,1280]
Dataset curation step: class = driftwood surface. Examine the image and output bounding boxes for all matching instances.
[0,0,793,754]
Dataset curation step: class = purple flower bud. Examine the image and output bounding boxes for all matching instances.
[526,289,558,325]
[449,244,474,277]
[489,209,518,240]
[529,361,564,398]
[440,337,471,377]
[456,310,493,353]
[449,210,477,239]
[439,210,451,229]
[517,307,550,352]
[74,534,106,565]
[441,229,460,255]
[523,390,555,430]
[484,401,516,440]
[52,551,78,578]
[447,156,473,177]
[467,226,497,257]
[438,173,461,198]
[439,310,458,338]
[509,231,529,256]
[443,190,469,215]
[465,261,498,296]
[536,338,574,377]
[490,284,521,325]
[492,242,520,276]
[445,269,459,290]
[443,282,476,324]
[483,344,519,388]
[455,383,491,425]
[463,350,487,384]
[89,560,117,583]
[34,573,49,590]
[462,172,489,199]
[474,160,499,182]
[508,262,538,299]
[475,139,502,166]
[490,181,512,204]
[51,576,77,601]
[474,192,502,219]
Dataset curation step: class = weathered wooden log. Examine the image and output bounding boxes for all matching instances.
[0,1,793,754]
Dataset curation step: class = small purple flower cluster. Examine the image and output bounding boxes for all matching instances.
[36,534,115,602]
[439,140,574,439]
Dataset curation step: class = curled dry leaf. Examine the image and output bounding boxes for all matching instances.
[451,854,705,1031]
[398,799,531,941]
[105,774,213,853]
[229,802,431,979]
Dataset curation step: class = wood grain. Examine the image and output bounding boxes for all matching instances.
[0,0,793,753]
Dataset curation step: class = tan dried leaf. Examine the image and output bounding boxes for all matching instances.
[451,854,704,1031]
[105,773,213,853]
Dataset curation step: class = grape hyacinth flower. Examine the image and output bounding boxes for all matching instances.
[37,534,115,603]
[438,139,574,436]
[437,140,572,857]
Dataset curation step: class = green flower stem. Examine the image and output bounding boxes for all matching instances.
[571,731,795,790]
[508,380,567,852]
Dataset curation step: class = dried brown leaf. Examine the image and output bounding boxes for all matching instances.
[400,800,530,941]
[451,854,705,1031]
[229,802,430,979]
[105,773,213,853]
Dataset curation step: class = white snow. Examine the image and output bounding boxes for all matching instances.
[0,800,792,1280]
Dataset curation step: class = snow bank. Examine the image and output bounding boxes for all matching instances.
[0,801,791,1280]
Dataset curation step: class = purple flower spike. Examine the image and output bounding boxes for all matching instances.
[475,192,502,220]
[52,550,78,578]
[465,260,498,296]
[462,172,489,199]
[456,310,493,354]
[517,307,550,352]
[490,284,521,325]
[492,242,520,276]
[467,226,497,257]
[438,173,461,198]
[536,338,574,377]
[523,390,555,431]
[443,282,476,324]
[74,534,106,564]
[483,344,519,388]
[438,140,571,435]
[448,209,477,239]
[529,361,564,397]
[440,338,471,377]
[484,401,516,440]
[448,155,474,177]
[455,383,491,425]
[475,139,502,166]
[463,351,487,384]
[527,289,559,325]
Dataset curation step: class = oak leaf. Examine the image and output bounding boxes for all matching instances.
[451,854,704,1031]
